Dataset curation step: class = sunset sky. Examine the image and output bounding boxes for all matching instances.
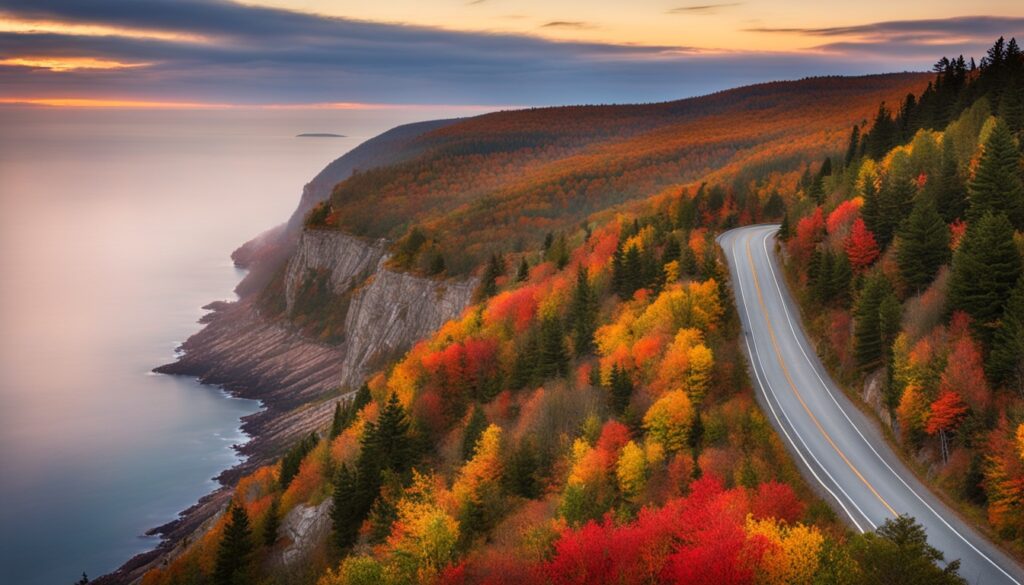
[1,0,1022,107]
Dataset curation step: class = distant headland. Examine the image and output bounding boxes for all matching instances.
[296,132,345,138]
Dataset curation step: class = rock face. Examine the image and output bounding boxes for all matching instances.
[275,499,333,567]
[284,231,388,314]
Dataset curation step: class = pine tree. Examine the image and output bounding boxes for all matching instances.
[462,406,488,461]
[610,364,634,415]
[897,197,951,293]
[477,253,506,301]
[873,152,917,248]
[329,401,344,439]
[279,432,319,489]
[948,212,1023,346]
[516,257,530,282]
[989,276,1024,395]
[865,103,898,159]
[934,137,967,223]
[662,234,681,267]
[968,119,1024,229]
[262,497,280,547]
[330,463,360,550]
[845,124,861,165]
[510,327,540,389]
[504,439,541,499]
[569,266,598,356]
[538,315,569,379]
[214,503,253,585]
[778,213,792,241]
[855,274,896,370]
[370,393,414,474]
[75,573,89,585]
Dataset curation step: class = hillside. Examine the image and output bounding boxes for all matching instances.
[118,71,945,585]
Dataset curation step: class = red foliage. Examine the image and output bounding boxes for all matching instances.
[751,481,805,524]
[844,218,880,273]
[484,285,539,332]
[790,207,825,262]
[925,391,968,435]
[595,420,632,465]
[826,199,861,236]
[949,219,967,251]
[939,334,990,410]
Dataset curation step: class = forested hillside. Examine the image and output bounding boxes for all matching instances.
[134,43,1024,585]
[777,37,1024,553]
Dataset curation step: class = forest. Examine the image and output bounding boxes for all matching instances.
[139,39,1024,585]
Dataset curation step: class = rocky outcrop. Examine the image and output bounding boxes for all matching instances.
[284,231,388,314]
[340,267,476,387]
[275,499,333,567]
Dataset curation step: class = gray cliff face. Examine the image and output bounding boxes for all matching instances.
[283,230,388,314]
[284,228,477,387]
[340,266,476,388]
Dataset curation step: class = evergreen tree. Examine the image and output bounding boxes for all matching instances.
[538,315,569,379]
[850,516,966,585]
[330,463,360,550]
[855,273,897,370]
[934,137,967,223]
[661,234,681,267]
[609,364,634,415]
[369,393,414,474]
[262,497,280,547]
[869,152,916,248]
[845,124,861,165]
[279,432,319,489]
[989,276,1024,394]
[477,253,506,301]
[510,327,540,389]
[968,119,1024,229]
[461,406,488,461]
[214,503,253,585]
[865,103,898,159]
[75,573,89,585]
[948,212,1023,346]
[504,439,541,499]
[516,257,530,282]
[329,401,344,439]
[897,197,951,293]
[569,266,598,356]
[352,383,372,412]
[778,213,792,241]
[680,238,699,275]
[763,191,785,219]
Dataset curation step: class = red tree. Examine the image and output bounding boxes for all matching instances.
[926,391,968,463]
[844,218,880,273]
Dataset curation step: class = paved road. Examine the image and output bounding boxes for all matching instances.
[719,224,1024,585]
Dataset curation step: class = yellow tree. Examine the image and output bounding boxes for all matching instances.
[643,390,693,453]
[615,441,648,500]
[685,344,714,404]
[746,516,824,585]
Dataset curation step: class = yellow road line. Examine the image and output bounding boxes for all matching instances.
[744,232,898,517]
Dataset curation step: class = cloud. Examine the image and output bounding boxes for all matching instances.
[667,3,742,15]
[747,16,1024,58]
[0,1,986,106]
[540,21,596,29]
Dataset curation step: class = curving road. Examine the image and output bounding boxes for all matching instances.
[719,224,1024,585]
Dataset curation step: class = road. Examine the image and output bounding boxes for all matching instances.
[719,224,1024,585]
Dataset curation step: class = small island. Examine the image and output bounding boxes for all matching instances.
[296,132,345,138]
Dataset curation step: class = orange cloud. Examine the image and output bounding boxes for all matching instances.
[0,57,150,72]
[0,15,209,43]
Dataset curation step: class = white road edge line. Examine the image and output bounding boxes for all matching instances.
[727,231,871,532]
[756,227,1022,585]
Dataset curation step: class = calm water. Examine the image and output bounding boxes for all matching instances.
[0,105,478,584]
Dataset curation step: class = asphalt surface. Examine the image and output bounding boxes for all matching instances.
[719,224,1024,585]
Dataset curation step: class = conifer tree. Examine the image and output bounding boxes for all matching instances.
[330,463,360,550]
[897,197,951,293]
[778,213,792,241]
[989,276,1024,394]
[569,266,598,356]
[214,503,253,585]
[934,138,967,223]
[504,439,541,499]
[329,401,344,439]
[279,432,319,489]
[968,119,1024,229]
[263,497,280,547]
[661,234,681,267]
[538,315,569,379]
[462,406,488,461]
[516,257,530,282]
[855,274,897,370]
[845,124,861,165]
[948,212,1023,345]
[609,364,634,415]
[477,253,506,301]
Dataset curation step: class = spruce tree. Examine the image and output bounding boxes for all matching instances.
[477,253,506,301]
[609,364,634,415]
[934,138,967,223]
[371,393,414,474]
[279,432,319,489]
[505,439,541,499]
[538,316,569,379]
[516,257,530,282]
[461,406,488,461]
[262,497,280,547]
[662,234,681,267]
[897,197,951,293]
[948,212,1023,345]
[329,401,344,439]
[968,119,1024,229]
[855,274,896,370]
[330,463,360,550]
[214,503,253,585]
[872,152,917,248]
[845,124,861,165]
[988,276,1024,393]
[569,266,598,356]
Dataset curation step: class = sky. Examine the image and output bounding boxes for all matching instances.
[0,0,1022,108]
